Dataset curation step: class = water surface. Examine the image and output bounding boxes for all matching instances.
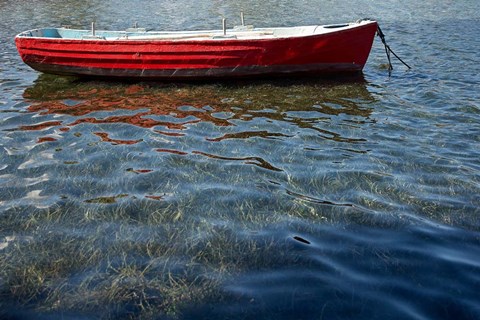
[1,1,479,319]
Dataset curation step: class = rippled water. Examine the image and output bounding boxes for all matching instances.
[1,1,480,319]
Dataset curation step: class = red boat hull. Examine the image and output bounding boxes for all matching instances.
[15,21,378,79]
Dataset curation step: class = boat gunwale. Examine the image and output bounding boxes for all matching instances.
[15,20,377,44]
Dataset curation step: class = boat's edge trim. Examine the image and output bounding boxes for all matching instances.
[15,20,377,42]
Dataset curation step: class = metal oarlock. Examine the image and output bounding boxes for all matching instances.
[222,18,227,35]
[91,21,96,37]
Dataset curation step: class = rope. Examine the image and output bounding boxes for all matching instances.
[376,24,411,73]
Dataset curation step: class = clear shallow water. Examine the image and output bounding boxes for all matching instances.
[1,1,480,319]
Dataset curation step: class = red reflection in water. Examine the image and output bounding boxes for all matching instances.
[22,80,374,148]
[68,114,200,131]
[94,132,143,145]
[37,136,57,143]
[24,84,232,131]
[21,84,236,149]
[124,85,144,95]
[20,121,63,131]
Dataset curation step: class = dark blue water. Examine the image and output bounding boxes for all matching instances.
[1,1,479,319]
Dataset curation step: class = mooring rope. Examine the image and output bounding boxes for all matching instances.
[376,24,412,72]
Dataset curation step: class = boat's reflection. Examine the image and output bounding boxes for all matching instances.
[21,74,377,172]
[23,74,375,136]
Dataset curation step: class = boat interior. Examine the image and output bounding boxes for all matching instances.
[17,21,369,41]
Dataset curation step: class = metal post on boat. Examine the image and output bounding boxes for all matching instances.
[222,18,227,35]
[91,21,96,37]
[240,11,245,26]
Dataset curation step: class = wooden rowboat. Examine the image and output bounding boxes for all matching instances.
[15,19,378,80]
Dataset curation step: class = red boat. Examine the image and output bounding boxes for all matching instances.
[15,19,378,80]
